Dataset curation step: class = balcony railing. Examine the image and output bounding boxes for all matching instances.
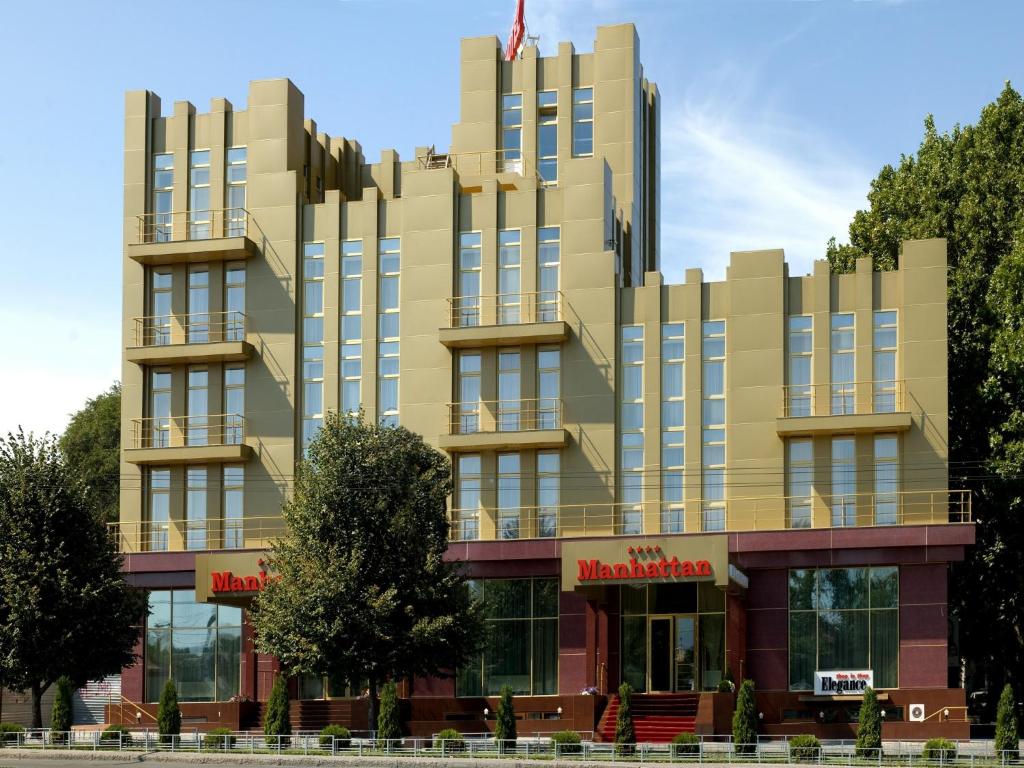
[447,489,971,542]
[133,207,261,245]
[131,310,247,347]
[129,413,246,450]
[416,148,541,181]
[448,398,563,435]
[109,515,283,553]
[446,291,563,328]
[781,380,907,417]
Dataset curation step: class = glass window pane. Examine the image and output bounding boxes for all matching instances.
[532,578,559,618]
[789,612,816,690]
[485,619,530,694]
[869,566,898,608]
[789,569,816,611]
[532,619,558,695]
[486,579,530,619]
[871,609,899,688]
[818,610,869,670]
[816,568,868,610]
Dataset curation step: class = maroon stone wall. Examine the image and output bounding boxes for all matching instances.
[745,569,789,691]
[899,563,949,688]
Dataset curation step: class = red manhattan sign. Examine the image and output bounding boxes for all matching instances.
[577,547,713,583]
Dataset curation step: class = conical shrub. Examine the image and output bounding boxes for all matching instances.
[855,687,882,756]
[494,684,517,752]
[157,679,181,742]
[263,675,291,747]
[995,683,1019,760]
[615,682,636,755]
[376,681,402,745]
[732,679,758,755]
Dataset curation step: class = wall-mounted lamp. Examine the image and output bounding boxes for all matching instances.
[758,712,764,720]
[557,706,563,717]
[483,707,490,717]
[944,708,950,719]
[136,711,142,724]
[881,710,887,719]
[818,711,825,721]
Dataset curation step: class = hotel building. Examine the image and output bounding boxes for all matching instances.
[115,24,973,739]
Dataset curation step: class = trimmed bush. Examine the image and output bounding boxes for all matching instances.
[494,684,517,752]
[320,724,351,750]
[788,734,821,761]
[995,683,1019,760]
[672,732,701,756]
[263,675,291,747]
[923,738,957,761]
[552,730,582,755]
[157,679,181,741]
[206,727,236,749]
[51,676,73,742]
[717,679,734,693]
[101,724,132,746]
[615,682,636,755]
[376,680,402,744]
[1,722,26,746]
[731,679,758,755]
[855,687,882,756]
[436,728,465,754]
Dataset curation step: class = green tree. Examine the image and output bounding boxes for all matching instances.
[0,431,145,728]
[50,676,72,740]
[59,383,121,524]
[263,675,291,745]
[494,684,517,751]
[376,680,402,744]
[156,679,181,740]
[826,83,1024,693]
[614,682,636,754]
[855,687,882,756]
[995,683,1019,759]
[250,413,486,732]
[731,679,758,754]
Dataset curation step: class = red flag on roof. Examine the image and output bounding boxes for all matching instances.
[504,0,526,61]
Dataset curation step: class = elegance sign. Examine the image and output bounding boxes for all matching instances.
[814,670,874,696]
[560,535,729,591]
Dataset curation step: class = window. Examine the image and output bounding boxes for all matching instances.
[188,266,209,343]
[537,451,559,538]
[187,368,209,446]
[302,242,325,448]
[224,262,245,341]
[457,351,481,434]
[341,240,363,415]
[873,311,898,412]
[537,346,561,429]
[537,226,560,322]
[498,229,521,324]
[501,94,523,173]
[831,313,855,415]
[150,269,173,345]
[788,315,813,417]
[831,437,856,527]
[186,467,207,551]
[662,323,685,533]
[702,321,726,532]
[223,466,244,549]
[152,153,173,242]
[226,147,247,236]
[149,370,171,448]
[497,453,521,539]
[458,232,482,327]
[874,435,898,525]
[538,90,557,184]
[189,150,211,239]
[224,366,244,445]
[498,349,521,431]
[145,590,242,702]
[147,468,170,551]
[572,87,594,157]
[788,567,899,691]
[457,578,558,696]
[787,439,814,529]
[455,455,481,541]
[621,325,644,534]
[378,237,400,426]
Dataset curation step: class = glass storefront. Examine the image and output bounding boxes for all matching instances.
[145,590,242,702]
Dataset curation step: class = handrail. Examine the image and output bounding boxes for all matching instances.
[781,380,907,417]
[446,291,563,327]
[109,515,285,553]
[416,148,541,182]
[128,413,245,450]
[134,207,264,245]
[447,397,563,435]
[131,310,246,347]
[107,692,159,724]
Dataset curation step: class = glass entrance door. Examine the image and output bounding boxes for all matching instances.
[649,615,698,692]
[649,618,673,691]
[674,616,696,691]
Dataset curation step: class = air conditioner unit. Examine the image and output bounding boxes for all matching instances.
[909,703,926,722]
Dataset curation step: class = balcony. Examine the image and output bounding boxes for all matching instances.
[110,515,283,553]
[439,292,570,348]
[125,413,252,465]
[439,398,569,452]
[777,380,911,436]
[447,489,971,542]
[127,208,263,265]
[126,311,253,365]
[416,148,541,189]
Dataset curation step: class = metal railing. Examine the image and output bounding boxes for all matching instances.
[108,515,284,553]
[448,489,971,542]
[446,291,563,328]
[782,380,907,417]
[416,148,541,181]
[447,398,563,435]
[134,207,260,245]
[131,310,246,347]
[129,413,245,450]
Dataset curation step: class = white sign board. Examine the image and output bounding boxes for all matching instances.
[814,669,873,695]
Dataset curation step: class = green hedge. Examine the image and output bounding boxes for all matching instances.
[671,732,700,756]
[101,724,132,746]
[788,734,821,761]
[320,724,351,749]
[0,722,26,746]
[436,728,464,753]
[552,730,582,755]
[206,727,236,749]
[923,738,957,761]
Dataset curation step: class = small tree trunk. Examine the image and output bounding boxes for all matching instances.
[31,681,43,729]
[367,675,379,736]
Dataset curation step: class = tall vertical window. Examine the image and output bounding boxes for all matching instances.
[458,351,482,434]
[537,227,561,322]
[787,315,813,416]
[497,453,521,539]
[621,325,644,534]
[187,368,209,446]
[150,269,173,345]
[498,349,522,430]
[302,242,325,448]
[572,87,594,157]
[537,90,557,184]
[874,435,898,525]
[498,229,522,324]
[341,240,363,415]
[455,455,481,541]
[702,321,726,532]
[458,232,482,326]
[831,313,855,415]
[831,436,856,527]
[224,262,245,341]
[501,94,523,173]
[147,468,170,551]
[224,366,244,445]
[378,238,401,426]
[150,370,172,448]
[873,311,898,413]
[787,439,814,529]
[223,465,244,549]
[661,323,685,533]
[537,451,559,538]
[186,467,207,551]
[225,147,247,236]
[189,150,211,239]
[152,153,173,242]
[537,346,560,429]
[188,266,209,343]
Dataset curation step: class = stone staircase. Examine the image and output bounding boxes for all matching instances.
[597,693,700,743]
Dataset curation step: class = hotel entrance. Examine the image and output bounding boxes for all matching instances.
[648,615,696,692]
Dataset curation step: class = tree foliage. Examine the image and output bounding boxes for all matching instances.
[59,383,121,524]
[494,684,517,750]
[827,83,1024,692]
[615,682,635,753]
[263,675,291,744]
[249,413,486,732]
[995,683,1019,758]
[731,679,758,754]
[376,680,402,743]
[0,431,145,728]
[157,679,181,738]
[50,676,72,738]
[855,687,882,755]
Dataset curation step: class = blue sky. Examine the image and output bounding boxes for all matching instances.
[1,0,1022,436]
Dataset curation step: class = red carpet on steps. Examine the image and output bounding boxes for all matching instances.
[597,693,700,743]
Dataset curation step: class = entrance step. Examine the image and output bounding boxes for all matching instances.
[598,693,702,743]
